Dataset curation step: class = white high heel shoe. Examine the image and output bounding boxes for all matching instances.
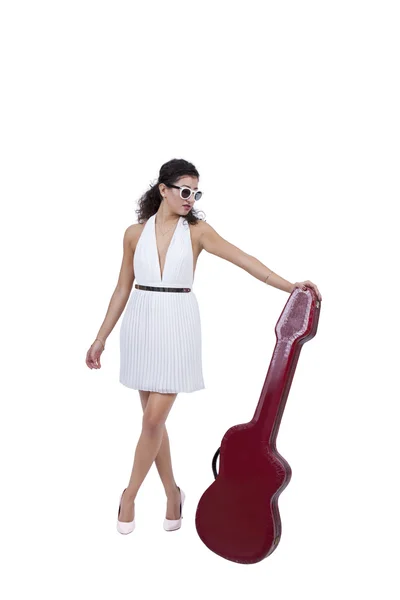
[163,486,185,531]
[117,488,135,534]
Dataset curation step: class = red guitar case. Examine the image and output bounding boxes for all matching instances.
[195,286,321,563]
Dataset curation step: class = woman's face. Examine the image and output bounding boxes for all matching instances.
[160,176,200,215]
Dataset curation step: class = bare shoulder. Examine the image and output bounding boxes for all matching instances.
[124,220,148,252]
[195,220,219,250]
[196,219,249,268]
[193,219,212,245]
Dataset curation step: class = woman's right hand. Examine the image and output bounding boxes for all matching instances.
[86,339,105,369]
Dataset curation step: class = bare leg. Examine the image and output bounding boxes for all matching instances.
[138,391,181,520]
[118,390,180,523]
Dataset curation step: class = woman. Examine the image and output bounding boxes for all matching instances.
[85,158,322,535]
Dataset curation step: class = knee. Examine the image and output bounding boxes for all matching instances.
[142,412,165,433]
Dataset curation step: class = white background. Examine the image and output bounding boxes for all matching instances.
[1,0,399,598]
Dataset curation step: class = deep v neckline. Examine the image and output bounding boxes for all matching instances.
[153,214,181,282]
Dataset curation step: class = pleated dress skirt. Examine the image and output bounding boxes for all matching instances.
[119,213,205,394]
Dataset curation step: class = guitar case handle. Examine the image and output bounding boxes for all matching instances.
[212,447,220,479]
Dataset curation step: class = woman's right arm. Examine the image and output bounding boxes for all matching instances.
[86,224,138,369]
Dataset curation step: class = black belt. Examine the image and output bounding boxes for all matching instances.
[135,284,191,293]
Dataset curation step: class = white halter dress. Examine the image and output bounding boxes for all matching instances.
[119,213,205,394]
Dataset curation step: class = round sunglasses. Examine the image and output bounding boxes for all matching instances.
[162,183,203,202]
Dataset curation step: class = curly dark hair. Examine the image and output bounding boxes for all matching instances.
[135,158,206,225]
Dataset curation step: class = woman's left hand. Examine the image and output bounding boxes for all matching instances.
[291,280,322,301]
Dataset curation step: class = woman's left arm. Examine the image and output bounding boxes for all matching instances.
[199,222,322,300]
